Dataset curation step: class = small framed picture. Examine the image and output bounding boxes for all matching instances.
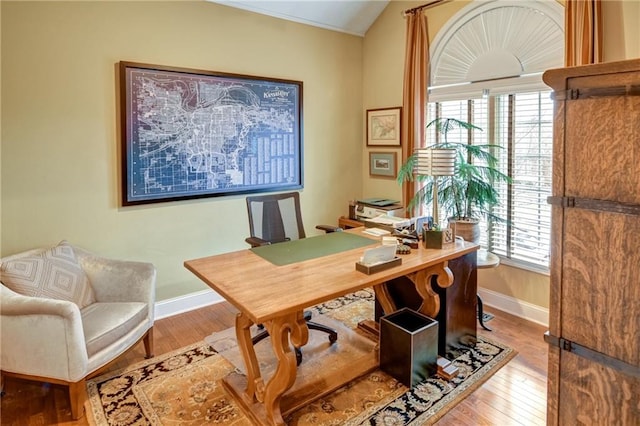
[369,152,397,179]
[366,107,402,147]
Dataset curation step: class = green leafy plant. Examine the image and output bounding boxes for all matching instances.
[397,117,512,223]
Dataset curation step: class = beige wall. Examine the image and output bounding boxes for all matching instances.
[1,1,363,301]
[362,0,640,311]
[603,0,640,62]
[3,0,638,309]
[362,0,469,203]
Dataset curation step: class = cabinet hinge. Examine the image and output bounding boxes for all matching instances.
[547,196,640,216]
[547,196,575,207]
[552,85,640,100]
[544,332,640,378]
[544,331,573,351]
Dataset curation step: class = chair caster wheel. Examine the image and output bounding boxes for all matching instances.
[328,334,338,344]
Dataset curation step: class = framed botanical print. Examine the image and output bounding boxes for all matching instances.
[366,107,402,147]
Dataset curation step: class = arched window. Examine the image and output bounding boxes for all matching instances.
[428,0,563,272]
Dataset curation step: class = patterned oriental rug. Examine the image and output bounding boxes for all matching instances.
[87,290,516,425]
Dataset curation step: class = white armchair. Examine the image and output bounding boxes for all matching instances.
[0,242,155,420]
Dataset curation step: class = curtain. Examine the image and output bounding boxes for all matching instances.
[402,10,430,215]
[565,0,603,66]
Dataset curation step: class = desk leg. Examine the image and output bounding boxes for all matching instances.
[233,311,309,426]
[358,283,400,334]
[235,313,264,399]
[374,283,397,317]
[406,261,454,318]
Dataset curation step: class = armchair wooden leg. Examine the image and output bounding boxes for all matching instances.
[143,327,155,359]
[68,379,86,420]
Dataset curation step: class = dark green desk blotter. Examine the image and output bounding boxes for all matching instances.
[251,232,376,266]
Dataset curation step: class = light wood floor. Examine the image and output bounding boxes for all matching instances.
[1,301,548,425]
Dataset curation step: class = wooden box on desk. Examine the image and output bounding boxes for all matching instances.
[355,257,402,274]
[423,228,454,249]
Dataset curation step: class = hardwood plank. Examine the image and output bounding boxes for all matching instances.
[464,394,528,425]
[484,372,547,410]
[476,382,546,423]
[0,303,548,425]
[436,403,493,426]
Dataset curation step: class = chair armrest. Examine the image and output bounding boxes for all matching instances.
[0,285,88,381]
[74,249,156,307]
[245,237,271,247]
[316,225,343,233]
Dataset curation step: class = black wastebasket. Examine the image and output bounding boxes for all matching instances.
[379,307,438,388]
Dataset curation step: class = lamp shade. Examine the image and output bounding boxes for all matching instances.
[415,148,456,176]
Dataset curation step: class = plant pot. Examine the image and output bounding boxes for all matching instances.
[448,218,480,243]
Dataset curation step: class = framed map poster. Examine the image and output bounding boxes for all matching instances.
[119,62,303,206]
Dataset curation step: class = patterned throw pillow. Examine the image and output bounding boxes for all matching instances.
[1,241,96,308]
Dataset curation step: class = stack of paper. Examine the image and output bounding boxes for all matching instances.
[366,215,411,228]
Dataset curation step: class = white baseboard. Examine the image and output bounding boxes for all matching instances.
[478,287,549,327]
[154,289,225,320]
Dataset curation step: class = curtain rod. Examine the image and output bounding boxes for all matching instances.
[402,0,452,16]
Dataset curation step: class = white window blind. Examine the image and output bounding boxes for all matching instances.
[426,91,552,271]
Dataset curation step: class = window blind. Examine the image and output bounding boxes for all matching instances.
[425,91,553,271]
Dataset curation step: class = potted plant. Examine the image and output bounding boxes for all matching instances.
[397,117,512,243]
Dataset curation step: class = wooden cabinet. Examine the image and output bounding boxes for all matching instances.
[338,216,363,229]
[543,59,640,425]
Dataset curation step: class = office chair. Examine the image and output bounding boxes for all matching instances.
[245,191,340,365]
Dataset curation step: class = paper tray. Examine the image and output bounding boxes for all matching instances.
[355,257,402,274]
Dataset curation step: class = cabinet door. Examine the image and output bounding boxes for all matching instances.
[547,69,640,425]
[561,73,640,364]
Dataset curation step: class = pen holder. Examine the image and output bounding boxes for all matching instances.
[423,228,454,249]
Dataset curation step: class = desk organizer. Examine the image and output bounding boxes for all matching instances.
[355,256,402,274]
[423,228,455,249]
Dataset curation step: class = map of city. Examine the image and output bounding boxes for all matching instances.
[122,65,302,205]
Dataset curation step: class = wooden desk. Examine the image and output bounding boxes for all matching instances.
[185,229,478,425]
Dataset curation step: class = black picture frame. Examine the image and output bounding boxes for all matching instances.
[119,61,303,206]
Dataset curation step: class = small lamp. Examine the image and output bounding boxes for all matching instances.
[414,148,456,226]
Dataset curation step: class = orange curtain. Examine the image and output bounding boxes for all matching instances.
[401,10,430,215]
[565,0,603,66]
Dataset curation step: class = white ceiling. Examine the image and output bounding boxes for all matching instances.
[207,0,390,37]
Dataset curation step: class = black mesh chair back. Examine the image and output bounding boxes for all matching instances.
[246,192,306,245]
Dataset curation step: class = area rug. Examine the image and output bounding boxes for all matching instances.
[87,289,515,425]
[205,311,378,394]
